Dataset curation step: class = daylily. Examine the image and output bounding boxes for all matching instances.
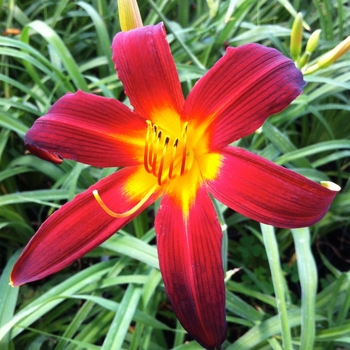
[11,23,340,349]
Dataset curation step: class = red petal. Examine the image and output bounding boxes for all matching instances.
[183,44,305,151]
[112,23,184,126]
[155,186,226,349]
[11,166,161,286]
[25,91,146,167]
[206,147,339,228]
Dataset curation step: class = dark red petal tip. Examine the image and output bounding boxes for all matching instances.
[26,144,63,164]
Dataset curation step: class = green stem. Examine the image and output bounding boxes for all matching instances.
[178,0,189,28]
[261,224,293,350]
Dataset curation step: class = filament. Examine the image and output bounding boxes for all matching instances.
[168,139,178,179]
[144,120,153,173]
[180,122,188,176]
[152,130,162,176]
[157,137,170,186]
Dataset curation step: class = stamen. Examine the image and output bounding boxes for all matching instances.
[93,185,157,218]
[144,121,153,173]
[168,139,178,179]
[180,122,189,175]
[143,120,192,185]
[157,136,170,186]
[152,130,162,176]
[149,124,157,167]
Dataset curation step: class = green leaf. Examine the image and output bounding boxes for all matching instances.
[101,232,159,269]
[292,228,317,350]
[0,251,20,349]
[0,259,116,341]
[26,20,89,91]
[101,284,142,350]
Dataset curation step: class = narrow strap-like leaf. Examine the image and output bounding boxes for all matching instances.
[292,227,317,350]
[261,223,293,350]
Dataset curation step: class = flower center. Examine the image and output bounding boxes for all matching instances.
[144,120,194,186]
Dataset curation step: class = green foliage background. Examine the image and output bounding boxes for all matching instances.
[0,0,350,349]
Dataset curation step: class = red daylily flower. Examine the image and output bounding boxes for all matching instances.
[11,23,339,349]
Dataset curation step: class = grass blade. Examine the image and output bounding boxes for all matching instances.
[292,227,317,350]
[26,20,89,91]
[101,284,142,350]
[260,224,293,350]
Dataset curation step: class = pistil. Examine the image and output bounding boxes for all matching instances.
[93,185,157,218]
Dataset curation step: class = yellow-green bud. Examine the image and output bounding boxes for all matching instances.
[318,36,350,68]
[118,0,143,32]
[290,13,303,61]
[206,0,220,18]
[298,29,321,68]
[305,29,321,54]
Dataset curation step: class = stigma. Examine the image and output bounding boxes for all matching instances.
[144,120,194,186]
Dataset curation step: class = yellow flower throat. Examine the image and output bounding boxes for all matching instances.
[93,119,198,218]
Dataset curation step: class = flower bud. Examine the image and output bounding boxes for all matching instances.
[305,29,321,54]
[317,36,350,68]
[290,13,303,61]
[207,0,219,18]
[118,0,143,32]
[298,29,321,68]
[303,35,350,74]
